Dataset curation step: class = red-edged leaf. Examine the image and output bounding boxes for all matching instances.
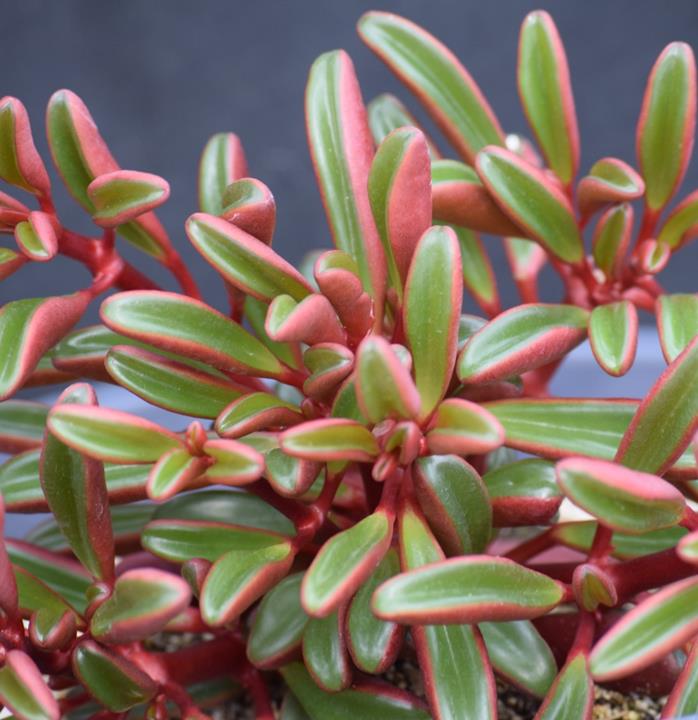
[0,292,89,400]
[578,158,644,219]
[265,449,322,498]
[281,418,379,462]
[431,159,522,236]
[303,609,352,692]
[373,555,564,624]
[202,438,265,486]
[368,126,431,293]
[358,11,504,163]
[637,42,696,212]
[199,132,248,215]
[518,11,579,186]
[592,203,634,279]
[266,293,345,346]
[657,294,698,363]
[636,238,670,275]
[47,404,182,463]
[0,400,47,453]
[0,497,18,617]
[0,650,59,720]
[534,653,593,720]
[458,303,588,384]
[216,392,303,438]
[452,225,500,317]
[615,336,698,474]
[306,49,386,312]
[425,398,503,456]
[355,336,420,423]
[572,563,617,611]
[404,225,462,420]
[220,177,276,245]
[302,509,393,617]
[476,146,584,263]
[14,211,57,262]
[657,188,698,250]
[90,568,191,643]
[557,457,685,533]
[40,383,114,581]
[87,170,170,227]
[146,448,208,501]
[303,343,354,401]
[187,212,312,301]
[0,247,25,281]
[662,641,698,718]
[589,301,638,377]
[590,576,698,681]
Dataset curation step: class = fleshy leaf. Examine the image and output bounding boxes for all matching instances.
[40,384,114,581]
[303,610,351,692]
[578,158,644,218]
[358,11,503,162]
[101,290,287,379]
[425,398,503,455]
[588,301,638,376]
[534,653,593,720]
[518,11,579,185]
[306,49,385,308]
[146,448,208,501]
[368,126,431,291]
[347,549,403,674]
[373,554,564,624]
[216,392,303,438]
[248,573,308,669]
[302,510,392,617]
[266,293,345,346]
[281,419,379,462]
[413,454,492,556]
[592,203,634,279]
[556,457,685,533]
[476,146,583,263]
[615,336,698,474]
[202,438,265,486]
[88,170,170,227]
[452,225,500,317]
[220,177,276,245]
[662,642,698,718]
[48,404,182,463]
[200,540,294,625]
[637,42,696,211]
[0,498,17,617]
[0,650,59,720]
[198,132,248,215]
[458,303,588,384]
[590,576,698,681]
[72,640,157,712]
[0,400,47,453]
[303,343,354,400]
[265,449,322,498]
[657,294,698,362]
[657,189,698,250]
[90,568,191,644]
[404,225,462,419]
[14,211,57,261]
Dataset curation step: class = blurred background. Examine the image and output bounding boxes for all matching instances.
[1,0,698,315]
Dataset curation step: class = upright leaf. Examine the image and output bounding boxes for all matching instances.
[198,132,248,215]
[303,610,351,692]
[87,170,170,227]
[534,653,593,720]
[0,650,59,720]
[637,42,696,211]
[14,211,58,262]
[40,384,114,581]
[592,203,634,279]
[220,177,276,245]
[657,293,698,362]
[577,158,644,218]
[358,11,503,162]
[518,11,579,185]
[662,642,698,718]
[588,301,638,376]
[657,189,698,250]
[404,225,462,419]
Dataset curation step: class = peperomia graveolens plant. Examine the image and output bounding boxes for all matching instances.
[0,8,697,720]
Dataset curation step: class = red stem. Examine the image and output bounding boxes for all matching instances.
[504,528,555,563]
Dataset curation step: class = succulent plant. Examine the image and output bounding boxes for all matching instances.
[0,7,697,720]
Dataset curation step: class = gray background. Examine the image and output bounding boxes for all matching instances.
[1,0,697,315]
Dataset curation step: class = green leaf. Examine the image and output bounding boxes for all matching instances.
[302,510,392,617]
[90,568,191,644]
[101,291,286,379]
[590,576,698,681]
[476,146,583,263]
[303,610,350,692]
[281,663,430,720]
[592,203,634,279]
[245,296,302,370]
[425,398,503,456]
[0,650,59,720]
[220,177,276,245]
[616,336,698,474]
[657,294,698,362]
[47,404,182,464]
[146,448,207,501]
[187,213,312,301]
[556,457,685,533]
[637,42,696,211]
[40,384,114,581]
[142,519,285,563]
[265,449,322,498]
[248,573,308,668]
[413,454,492,555]
[588,301,638,376]
[578,159,644,218]
[281,419,379,462]
[215,392,303,438]
[347,549,402,674]
[72,640,157,712]
[200,541,293,625]
[88,170,169,227]
[480,621,556,698]
[358,11,503,162]
[0,400,47,453]
[451,225,499,315]
[14,212,57,261]
[374,554,563,624]
[404,225,462,419]
[198,132,247,215]
[657,189,698,250]
[663,642,698,718]
[518,11,579,184]
[458,304,588,384]
[536,653,593,720]
[367,93,440,158]
[202,438,265,486]
[306,50,385,304]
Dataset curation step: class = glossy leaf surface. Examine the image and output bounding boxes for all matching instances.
[281,419,379,462]
[0,650,59,720]
[198,132,248,215]
[657,294,698,362]
[88,170,169,227]
[588,301,638,376]
[535,653,593,720]
[303,610,351,692]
